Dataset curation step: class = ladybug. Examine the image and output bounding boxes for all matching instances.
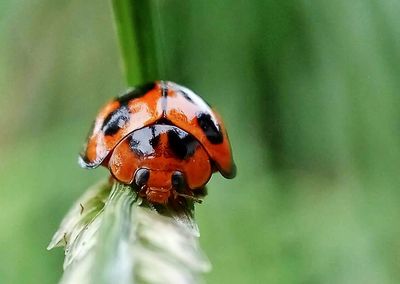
[79,81,236,204]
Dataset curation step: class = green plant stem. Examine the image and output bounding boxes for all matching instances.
[111,0,161,85]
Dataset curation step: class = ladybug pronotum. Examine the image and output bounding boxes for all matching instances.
[79,81,236,204]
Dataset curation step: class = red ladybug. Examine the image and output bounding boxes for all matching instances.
[79,81,236,204]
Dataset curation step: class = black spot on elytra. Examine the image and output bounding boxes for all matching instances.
[197,112,223,144]
[168,128,198,160]
[128,136,141,156]
[117,82,156,105]
[181,91,194,103]
[102,105,130,136]
[149,126,161,148]
[156,118,173,125]
[128,127,157,156]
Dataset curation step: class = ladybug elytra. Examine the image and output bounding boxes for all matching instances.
[79,81,235,204]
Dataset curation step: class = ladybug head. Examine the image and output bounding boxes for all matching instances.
[134,168,186,204]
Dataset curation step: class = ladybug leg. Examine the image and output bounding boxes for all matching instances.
[174,190,203,204]
[193,187,207,199]
[172,190,178,200]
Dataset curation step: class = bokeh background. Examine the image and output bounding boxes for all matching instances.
[1,0,400,283]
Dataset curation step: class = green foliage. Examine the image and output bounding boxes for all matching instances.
[111,0,162,85]
[1,0,400,283]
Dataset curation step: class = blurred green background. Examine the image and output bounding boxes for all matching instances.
[1,0,400,283]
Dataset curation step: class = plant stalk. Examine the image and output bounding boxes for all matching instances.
[111,0,162,85]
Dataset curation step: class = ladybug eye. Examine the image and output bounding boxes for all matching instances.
[134,168,150,187]
[171,171,185,191]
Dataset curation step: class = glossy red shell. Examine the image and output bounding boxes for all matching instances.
[79,81,236,179]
